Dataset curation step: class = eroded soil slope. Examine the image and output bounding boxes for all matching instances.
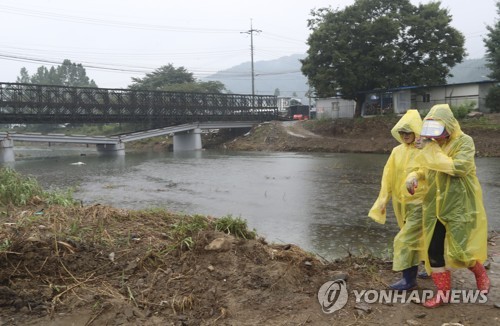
[0,205,499,325]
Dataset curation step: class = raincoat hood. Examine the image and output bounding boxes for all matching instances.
[390,110,423,144]
[423,104,462,140]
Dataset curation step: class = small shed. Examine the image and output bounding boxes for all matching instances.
[315,97,356,119]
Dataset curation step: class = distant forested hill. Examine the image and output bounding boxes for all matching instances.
[202,54,309,102]
[203,55,492,102]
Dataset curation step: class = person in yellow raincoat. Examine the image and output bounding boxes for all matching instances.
[369,109,425,290]
[405,104,490,308]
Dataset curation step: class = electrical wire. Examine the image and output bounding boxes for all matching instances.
[0,4,241,33]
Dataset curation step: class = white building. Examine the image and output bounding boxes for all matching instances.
[315,80,496,119]
[364,81,496,115]
[315,97,356,119]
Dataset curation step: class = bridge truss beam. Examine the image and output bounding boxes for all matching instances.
[0,83,278,125]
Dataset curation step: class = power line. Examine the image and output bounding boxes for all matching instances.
[0,4,241,33]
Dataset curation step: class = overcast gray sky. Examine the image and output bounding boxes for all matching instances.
[0,0,497,88]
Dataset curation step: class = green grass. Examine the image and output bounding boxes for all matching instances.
[0,169,259,254]
[0,168,44,206]
[0,167,76,207]
[214,215,256,239]
[0,238,11,253]
[170,214,209,250]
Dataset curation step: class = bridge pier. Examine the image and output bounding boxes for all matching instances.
[0,138,15,163]
[96,143,125,156]
[173,128,202,152]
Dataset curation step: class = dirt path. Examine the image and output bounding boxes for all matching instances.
[282,121,322,139]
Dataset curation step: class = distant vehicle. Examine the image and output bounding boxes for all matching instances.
[282,105,311,120]
[293,114,309,121]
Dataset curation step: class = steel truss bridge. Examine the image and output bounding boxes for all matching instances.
[0,82,278,125]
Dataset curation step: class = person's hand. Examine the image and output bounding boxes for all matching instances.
[406,177,418,195]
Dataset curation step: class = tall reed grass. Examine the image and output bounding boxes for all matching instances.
[0,167,75,207]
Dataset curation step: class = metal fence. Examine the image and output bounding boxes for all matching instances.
[412,97,480,113]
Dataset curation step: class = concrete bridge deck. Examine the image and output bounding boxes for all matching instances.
[0,121,257,162]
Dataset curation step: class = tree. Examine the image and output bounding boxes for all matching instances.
[484,1,500,112]
[301,0,465,117]
[485,2,500,80]
[16,68,30,83]
[274,88,280,96]
[129,64,227,93]
[161,80,226,93]
[485,86,500,112]
[18,59,97,87]
[31,66,61,85]
[57,59,97,87]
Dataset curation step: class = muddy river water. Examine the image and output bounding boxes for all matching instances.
[6,147,500,260]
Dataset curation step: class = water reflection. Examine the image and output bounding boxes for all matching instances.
[4,148,500,261]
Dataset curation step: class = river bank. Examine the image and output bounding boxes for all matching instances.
[215,113,500,157]
[0,202,498,325]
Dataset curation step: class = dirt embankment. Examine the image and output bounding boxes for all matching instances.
[218,113,500,157]
[0,205,499,326]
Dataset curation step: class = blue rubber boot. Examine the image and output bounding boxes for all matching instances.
[418,270,430,279]
[389,266,418,291]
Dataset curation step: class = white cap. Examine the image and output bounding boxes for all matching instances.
[421,120,445,138]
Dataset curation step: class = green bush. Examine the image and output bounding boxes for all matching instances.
[450,101,476,119]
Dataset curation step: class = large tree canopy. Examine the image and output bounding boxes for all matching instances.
[484,1,500,112]
[17,59,98,87]
[129,64,226,93]
[484,1,500,81]
[301,0,465,116]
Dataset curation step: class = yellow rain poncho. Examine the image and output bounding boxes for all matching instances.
[368,110,425,271]
[407,104,488,273]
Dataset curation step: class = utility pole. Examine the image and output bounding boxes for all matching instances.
[241,20,261,105]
